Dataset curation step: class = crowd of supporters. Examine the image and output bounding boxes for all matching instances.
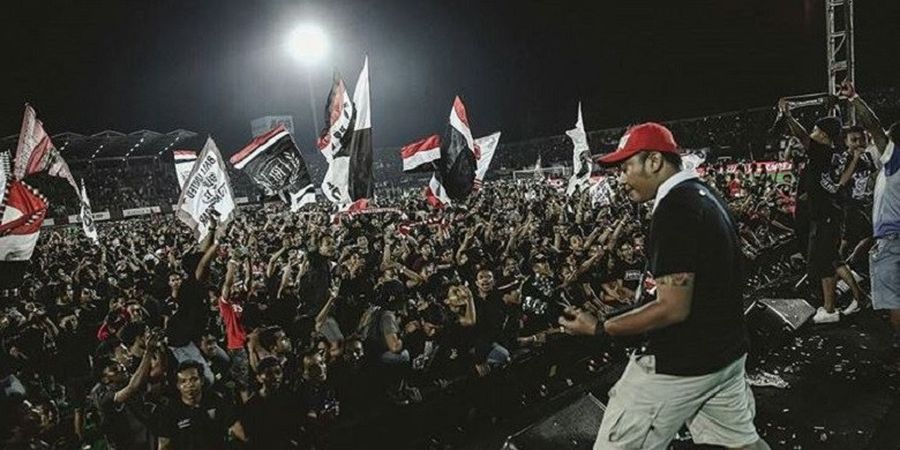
[0,157,805,449]
[5,85,900,449]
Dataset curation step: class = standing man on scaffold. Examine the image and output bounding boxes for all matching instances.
[559,122,770,450]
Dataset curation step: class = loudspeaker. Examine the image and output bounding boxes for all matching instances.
[744,298,815,358]
[749,298,816,331]
[502,393,605,450]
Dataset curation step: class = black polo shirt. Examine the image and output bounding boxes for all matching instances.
[646,178,749,376]
[155,391,237,450]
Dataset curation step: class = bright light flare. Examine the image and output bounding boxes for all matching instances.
[285,24,328,64]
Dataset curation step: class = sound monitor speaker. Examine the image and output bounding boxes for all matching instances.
[744,298,815,358]
[502,393,605,450]
[753,298,816,331]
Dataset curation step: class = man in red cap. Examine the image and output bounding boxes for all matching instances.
[560,123,769,450]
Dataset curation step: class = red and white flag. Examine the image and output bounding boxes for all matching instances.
[401,134,441,172]
[13,104,78,193]
[425,174,452,209]
[317,58,374,205]
[440,96,477,200]
[0,180,48,261]
[317,73,354,163]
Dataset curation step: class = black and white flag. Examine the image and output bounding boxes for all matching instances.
[231,125,315,211]
[473,132,501,190]
[78,179,98,243]
[317,57,373,205]
[566,102,591,195]
[346,56,373,201]
[439,96,477,200]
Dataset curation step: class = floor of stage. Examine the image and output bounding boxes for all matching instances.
[458,309,900,450]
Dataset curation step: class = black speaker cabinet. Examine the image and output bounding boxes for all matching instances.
[502,393,606,450]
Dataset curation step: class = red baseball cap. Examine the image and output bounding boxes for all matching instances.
[597,122,680,164]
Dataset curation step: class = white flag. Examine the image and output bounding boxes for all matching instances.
[473,132,501,190]
[79,179,98,243]
[173,150,198,190]
[175,137,236,242]
[566,102,592,195]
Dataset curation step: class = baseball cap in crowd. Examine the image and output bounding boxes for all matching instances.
[597,122,679,164]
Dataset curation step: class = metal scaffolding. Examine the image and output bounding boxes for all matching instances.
[826,0,855,123]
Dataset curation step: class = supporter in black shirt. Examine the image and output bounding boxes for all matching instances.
[155,360,245,450]
[298,235,335,316]
[780,104,845,323]
[520,254,564,336]
[404,304,447,378]
[600,241,645,304]
[561,123,766,449]
[472,269,511,374]
[298,352,339,428]
[241,357,302,450]
[90,330,162,450]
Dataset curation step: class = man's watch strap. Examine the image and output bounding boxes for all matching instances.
[594,319,607,338]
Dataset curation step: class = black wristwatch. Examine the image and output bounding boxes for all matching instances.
[594,320,607,338]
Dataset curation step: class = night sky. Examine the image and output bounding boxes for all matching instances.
[2,0,899,156]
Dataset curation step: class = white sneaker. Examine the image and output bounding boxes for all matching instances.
[842,299,860,315]
[813,307,840,324]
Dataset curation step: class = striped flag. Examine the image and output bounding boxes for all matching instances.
[13,104,78,193]
[401,134,441,172]
[317,72,354,162]
[473,132,501,190]
[173,150,198,190]
[0,180,48,261]
[347,56,373,201]
[425,173,452,209]
[232,125,315,211]
[439,96,477,200]
[318,58,373,205]
[317,71,354,205]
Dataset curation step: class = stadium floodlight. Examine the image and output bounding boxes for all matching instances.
[285,23,328,64]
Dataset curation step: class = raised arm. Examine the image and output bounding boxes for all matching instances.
[458,285,477,327]
[842,81,889,154]
[221,258,238,300]
[777,98,811,150]
[114,331,159,403]
[266,243,289,279]
[194,241,219,282]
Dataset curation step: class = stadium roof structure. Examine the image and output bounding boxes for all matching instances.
[0,128,205,161]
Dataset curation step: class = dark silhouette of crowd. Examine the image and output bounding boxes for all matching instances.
[0,158,802,449]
